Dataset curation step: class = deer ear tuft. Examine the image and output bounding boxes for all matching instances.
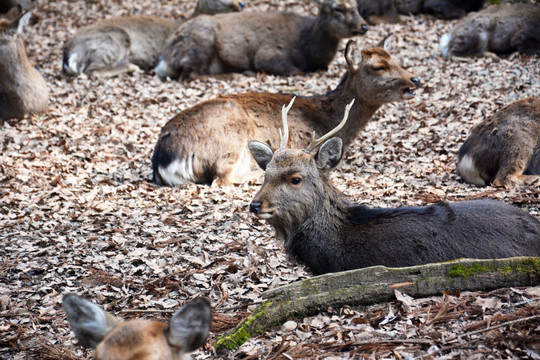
[249,141,274,170]
[316,137,343,170]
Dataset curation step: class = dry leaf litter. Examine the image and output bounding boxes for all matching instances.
[0,0,539,359]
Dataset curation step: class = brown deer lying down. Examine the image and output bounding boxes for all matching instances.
[152,38,419,186]
[0,6,48,120]
[440,3,540,58]
[63,294,211,360]
[457,97,540,188]
[155,0,368,80]
[248,99,540,275]
[62,0,245,77]
[357,0,484,24]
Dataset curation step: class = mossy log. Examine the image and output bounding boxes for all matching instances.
[216,256,540,350]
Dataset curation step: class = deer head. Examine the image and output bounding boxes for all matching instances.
[63,294,212,360]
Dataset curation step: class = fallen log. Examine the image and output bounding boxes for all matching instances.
[216,256,540,350]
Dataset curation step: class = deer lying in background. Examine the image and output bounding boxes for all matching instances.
[152,38,419,186]
[155,0,368,80]
[248,98,540,275]
[0,6,48,120]
[357,0,484,24]
[457,97,540,188]
[63,294,211,360]
[62,0,245,77]
[440,3,540,58]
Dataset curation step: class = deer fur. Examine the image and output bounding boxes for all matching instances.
[440,3,540,58]
[152,38,419,186]
[248,100,540,275]
[155,0,368,80]
[63,294,211,360]
[0,6,48,120]
[356,0,484,24]
[62,0,245,77]
[457,97,540,188]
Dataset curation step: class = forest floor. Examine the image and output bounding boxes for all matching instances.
[1,0,539,359]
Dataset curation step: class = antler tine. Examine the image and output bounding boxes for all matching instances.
[305,99,355,153]
[279,96,296,149]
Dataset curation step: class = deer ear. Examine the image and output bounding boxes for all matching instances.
[345,40,361,72]
[378,32,393,50]
[316,137,343,170]
[62,294,119,349]
[249,141,274,170]
[166,298,212,352]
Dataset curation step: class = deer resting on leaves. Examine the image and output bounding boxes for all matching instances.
[152,38,420,186]
[62,0,246,77]
[248,98,540,275]
[457,97,540,188]
[63,294,211,360]
[155,0,368,80]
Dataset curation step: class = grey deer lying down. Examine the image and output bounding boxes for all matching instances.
[248,98,540,275]
[155,0,368,80]
[63,294,211,360]
[0,6,48,120]
[457,97,540,188]
[152,38,419,186]
[62,0,245,77]
[356,0,484,24]
[440,3,540,58]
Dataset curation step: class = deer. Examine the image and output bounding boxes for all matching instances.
[457,97,540,188]
[356,0,484,24]
[62,294,212,360]
[248,98,540,275]
[0,5,48,120]
[62,0,246,77]
[152,37,420,186]
[155,0,368,80]
[440,3,540,58]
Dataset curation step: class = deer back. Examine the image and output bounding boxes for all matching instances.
[193,0,245,16]
[63,294,211,360]
[0,6,48,120]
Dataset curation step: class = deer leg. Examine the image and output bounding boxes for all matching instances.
[90,63,141,78]
[492,151,533,188]
[253,49,303,76]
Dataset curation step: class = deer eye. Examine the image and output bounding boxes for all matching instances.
[372,66,385,72]
[290,176,303,186]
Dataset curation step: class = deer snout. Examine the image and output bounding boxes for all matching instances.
[249,201,262,214]
[411,77,421,88]
[360,24,368,34]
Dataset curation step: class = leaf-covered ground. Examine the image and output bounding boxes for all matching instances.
[1,1,539,359]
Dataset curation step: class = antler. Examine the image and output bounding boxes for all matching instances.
[279,96,296,149]
[305,99,355,153]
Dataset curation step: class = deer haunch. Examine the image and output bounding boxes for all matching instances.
[440,3,540,58]
[457,97,540,188]
[155,0,367,80]
[249,99,540,275]
[0,6,48,120]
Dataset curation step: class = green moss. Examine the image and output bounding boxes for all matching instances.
[447,263,490,278]
[215,301,273,350]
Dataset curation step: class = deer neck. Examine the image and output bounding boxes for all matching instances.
[299,17,340,71]
[310,72,381,148]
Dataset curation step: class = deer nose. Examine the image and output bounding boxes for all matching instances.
[360,24,369,34]
[239,2,245,8]
[249,201,262,214]
[411,78,421,87]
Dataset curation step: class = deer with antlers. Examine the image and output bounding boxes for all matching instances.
[152,37,420,186]
[248,98,540,275]
[63,294,212,360]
